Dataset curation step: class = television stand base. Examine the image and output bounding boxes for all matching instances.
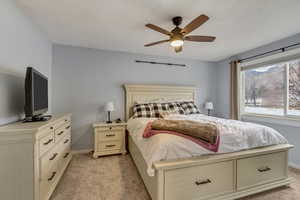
[23,115,52,123]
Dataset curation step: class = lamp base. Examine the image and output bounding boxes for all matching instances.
[208,110,211,116]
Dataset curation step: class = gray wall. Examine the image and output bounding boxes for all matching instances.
[0,0,52,125]
[215,33,300,167]
[52,44,218,150]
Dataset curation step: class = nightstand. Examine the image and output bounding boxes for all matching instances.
[92,122,127,158]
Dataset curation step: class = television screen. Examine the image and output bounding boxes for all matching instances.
[25,67,48,118]
[33,72,48,111]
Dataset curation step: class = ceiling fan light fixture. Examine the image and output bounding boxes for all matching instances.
[170,39,184,47]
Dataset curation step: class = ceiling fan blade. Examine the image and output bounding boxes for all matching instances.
[174,46,182,53]
[181,15,209,35]
[144,40,170,47]
[184,35,216,42]
[146,24,172,36]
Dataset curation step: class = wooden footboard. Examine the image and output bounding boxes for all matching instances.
[129,136,293,200]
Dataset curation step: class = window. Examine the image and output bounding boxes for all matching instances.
[288,59,300,115]
[241,58,300,117]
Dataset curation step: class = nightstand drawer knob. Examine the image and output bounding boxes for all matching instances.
[109,127,112,130]
[106,134,115,137]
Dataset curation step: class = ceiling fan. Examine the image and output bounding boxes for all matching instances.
[144,15,216,53]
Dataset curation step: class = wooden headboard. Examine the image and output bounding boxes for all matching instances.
[124,84,197,121]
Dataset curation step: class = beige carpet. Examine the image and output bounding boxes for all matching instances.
[51,154,300,200]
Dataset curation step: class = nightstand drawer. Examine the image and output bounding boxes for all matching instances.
[98,141,121,151]
[96,126,125,132]
[98,131,123,141]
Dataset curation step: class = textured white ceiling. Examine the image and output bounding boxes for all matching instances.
[17,0,300,61]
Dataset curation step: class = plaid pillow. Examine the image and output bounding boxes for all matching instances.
[150,102,185,118]
[179,101,201,115]
[150,103,168,118]
[167,102,185,115]
[132,104,152,118]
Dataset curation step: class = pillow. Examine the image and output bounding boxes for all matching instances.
[179,101,201,115]
[132,104,152,118]
[150,102,185,118]
[167,102,185,115]
[150,103,169,118]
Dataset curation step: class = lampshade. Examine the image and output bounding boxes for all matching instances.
[205,102,214,110]
[105,102,114,112]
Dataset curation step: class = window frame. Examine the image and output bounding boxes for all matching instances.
[239,49,300,121]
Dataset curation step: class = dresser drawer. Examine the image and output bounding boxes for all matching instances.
[40,144,62,179]
[40,164,59,200]
[39,132,55,155]
[55,123,71,143]
[59,148,72,170]
[60,132,71,151]
[95,126,125,132]
[98,140,121,151]
[237,151,287,190]
[164,161,234,200]
[98,130,123,141]
[53,116,71,130]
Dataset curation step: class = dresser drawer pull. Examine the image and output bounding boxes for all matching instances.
[109,127,112,130]
[64,139,70,144]
[58,131,64,136]
[48,172,57,182]
[195,179,211,186]
[66,126,71,130]
[106,144,116,148]
[64,152,70,158]
[43,139,53,145]
[106,134,116,137]
[49,153,58,161]
[258,167,271,172]
[50,126,54,130]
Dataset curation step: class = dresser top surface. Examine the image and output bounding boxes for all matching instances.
[0,113,71,133]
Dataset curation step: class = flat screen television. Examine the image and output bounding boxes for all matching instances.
[24,67,50,122]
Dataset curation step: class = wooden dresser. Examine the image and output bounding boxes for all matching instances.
[0,114,72,200]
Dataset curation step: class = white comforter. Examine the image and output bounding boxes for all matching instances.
[127,114,288,176]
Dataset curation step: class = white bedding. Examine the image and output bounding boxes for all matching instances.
[127,114,288,176]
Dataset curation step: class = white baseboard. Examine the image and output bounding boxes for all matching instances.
[289,162,300,170]
[72,149,93,155]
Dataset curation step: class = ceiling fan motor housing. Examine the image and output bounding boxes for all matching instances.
[172,16,182,26]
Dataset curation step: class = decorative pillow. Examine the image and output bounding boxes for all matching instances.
[132,104,152,118]
[166,102,185,115]
[150,102,185,118]
[179,101,201,115]
[150,103,169,118]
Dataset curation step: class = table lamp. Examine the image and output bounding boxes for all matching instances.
[105,102,114,123]
[205,102,214,116]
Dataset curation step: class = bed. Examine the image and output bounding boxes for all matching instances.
[124,84,293,200]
